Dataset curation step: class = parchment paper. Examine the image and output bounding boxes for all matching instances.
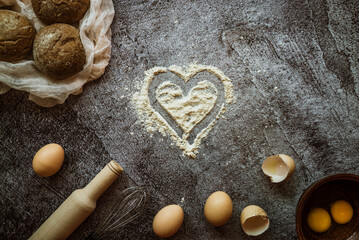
[0,0,114,107]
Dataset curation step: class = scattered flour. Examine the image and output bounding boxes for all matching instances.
[132,64,234,158]
[156,80,218,134]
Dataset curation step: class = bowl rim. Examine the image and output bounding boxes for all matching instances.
[296,173,359,239]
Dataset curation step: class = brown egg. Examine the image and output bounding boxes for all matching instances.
[32,143,64,177]
[204,191,233,226]
[153,204,184,238]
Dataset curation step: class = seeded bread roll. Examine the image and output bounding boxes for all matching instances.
[33,23,86,79]
[31,0,90,24]
[0,10,36,62]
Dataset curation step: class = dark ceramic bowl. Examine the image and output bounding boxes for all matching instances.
[296,174,359,240]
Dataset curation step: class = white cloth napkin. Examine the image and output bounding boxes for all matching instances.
[0,0,114,107]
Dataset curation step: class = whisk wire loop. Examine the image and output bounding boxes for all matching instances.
[86,186,147,239]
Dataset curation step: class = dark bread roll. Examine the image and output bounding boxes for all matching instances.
[33,23,86,79]
[0,10,36,62]
[31,0,90,24]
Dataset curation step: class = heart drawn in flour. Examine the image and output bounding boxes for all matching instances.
[133,64,234,158]
[156,81,218,134]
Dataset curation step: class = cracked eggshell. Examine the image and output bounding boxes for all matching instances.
[240,205,270,236]
[262,154,295,183]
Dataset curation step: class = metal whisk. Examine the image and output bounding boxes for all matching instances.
[85,186,147,240]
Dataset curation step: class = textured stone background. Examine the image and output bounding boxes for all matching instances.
[1,0,359,239]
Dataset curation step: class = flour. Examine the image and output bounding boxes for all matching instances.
[132,64,234,158]
[156,80,218,134]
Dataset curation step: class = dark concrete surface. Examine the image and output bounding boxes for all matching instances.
[1,0,359,239]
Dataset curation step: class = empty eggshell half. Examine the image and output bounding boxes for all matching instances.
[240,205,270,236]
[262,154,295,183]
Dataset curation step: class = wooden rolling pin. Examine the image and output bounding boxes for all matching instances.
[29,160,123,240]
